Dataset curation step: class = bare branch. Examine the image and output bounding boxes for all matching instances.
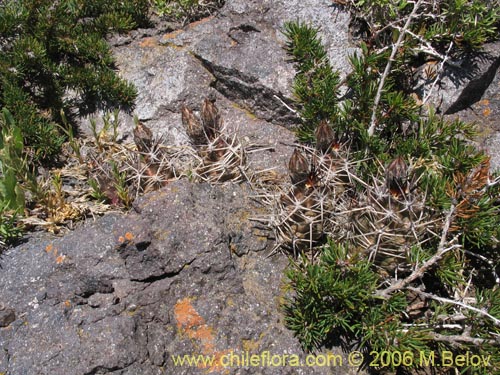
[273,94,299,115]
[422,40,455,105]
[428,332,499,346]
[377,204,456,298]
[407,286,500,327]
[368,0,424,137]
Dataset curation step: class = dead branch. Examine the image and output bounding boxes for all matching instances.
[368,0,424,137]
[377,204,456,298]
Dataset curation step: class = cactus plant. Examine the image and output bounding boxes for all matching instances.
[276,20,500,372]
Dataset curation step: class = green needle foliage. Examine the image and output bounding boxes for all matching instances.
[0,0,150,248]
[151,0,224,23]
[281,16,500,374]
[283,22,340,143]
[352,0,500,51]
[0,0,150,163]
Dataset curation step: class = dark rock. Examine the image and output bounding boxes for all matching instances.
[429,41,500,171]
[416,42,500,114]
[0,180,361,374]
[444,54,500,115]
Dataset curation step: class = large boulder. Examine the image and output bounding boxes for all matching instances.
[0,180,358,375]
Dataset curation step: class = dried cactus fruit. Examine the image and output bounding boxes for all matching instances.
[279,185,326,252]
[181,105,206,145]
[201,97,221,140]
[183,98,247,183]
[263,143,441,276]
[129,119,175,192]
[133,119,153,153]
[289,148,310,186]
[315,120,336,154]
[385,156,408,197]
[260,146,338,254]
[195,133,246,183]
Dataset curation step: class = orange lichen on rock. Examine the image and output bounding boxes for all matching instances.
[480,99,492,117]
[174,297,205,331]
[162,29,183,41]
[118,232,134,244]
[44,243,65,264]
[187,16,214,30]
[139,37,158,48]
[173,297,234,373]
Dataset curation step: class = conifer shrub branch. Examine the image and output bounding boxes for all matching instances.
[277,17,500,372]
[0,0,150,163]
[0,0,151,243]
[347,0,500,110]
[368,0,423,136]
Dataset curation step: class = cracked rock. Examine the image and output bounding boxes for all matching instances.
[1,180,357,374]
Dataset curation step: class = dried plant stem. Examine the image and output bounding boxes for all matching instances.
[377,204,456,298]
[368,0,424,137]
[422,40,455,105]
[407,286,500,327]
[273,94,299,115]
[428,332,499,346]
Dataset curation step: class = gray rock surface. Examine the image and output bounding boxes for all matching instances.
[439,42,500,171]
[419,41,500,170]
[0,181,358,375]
[104,0,354,146]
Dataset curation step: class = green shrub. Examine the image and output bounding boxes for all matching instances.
[151,0,224,23]
[280,16,500,374]
[0,0,150,163]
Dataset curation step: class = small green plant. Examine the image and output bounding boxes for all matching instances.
[0,109,26,249]
[58,110,83,163]
[0,202,23,250]
[111,161,133,208]
[0,109,26,212]
[88,178,108,203]
[278,19,500,374]
[151,0,224,23]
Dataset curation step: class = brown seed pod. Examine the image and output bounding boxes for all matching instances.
[386,156,408,197]
[133,120,153,153]
[289,148,310,185]
[94,173,120,206]
[181,105,206,145]
[201,97,221,140]
[315,120,336,153]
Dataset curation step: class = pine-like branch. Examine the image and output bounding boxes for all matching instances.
[429,332,500,346]
[368,0,424,137]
